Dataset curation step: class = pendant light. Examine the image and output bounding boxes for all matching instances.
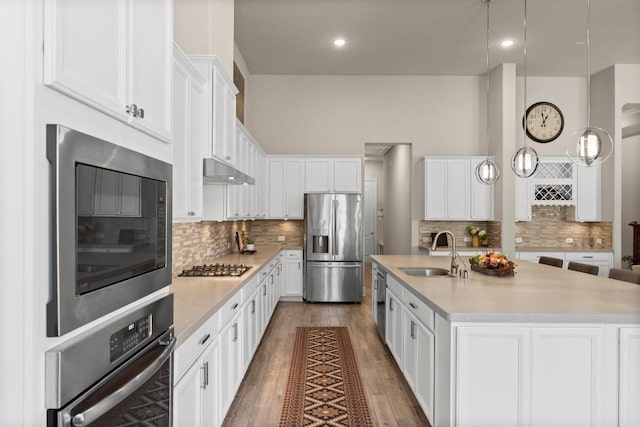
[476,0,501,185]
[565,0,613,167]
[511,0,539,178]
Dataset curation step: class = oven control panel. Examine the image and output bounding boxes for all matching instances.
[109,314,151,362]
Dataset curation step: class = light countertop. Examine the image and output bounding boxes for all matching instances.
[170,244,295,346]
[371,254,640,323]
[516,246,613,252]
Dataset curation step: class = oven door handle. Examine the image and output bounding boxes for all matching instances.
[68,336,176,427]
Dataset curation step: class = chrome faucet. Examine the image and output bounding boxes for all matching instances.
[431,230,458,275]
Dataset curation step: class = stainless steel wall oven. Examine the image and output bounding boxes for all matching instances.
[46,124,172,336]
[46,295,175,426]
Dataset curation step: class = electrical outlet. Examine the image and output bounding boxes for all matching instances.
[463,237,471,243]
[277,235,286,242]
[515,237,523,243]
[227,242,231,249]
[565,237,574,244]
[596,238,602,244]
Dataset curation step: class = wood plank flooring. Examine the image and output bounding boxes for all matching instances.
[222,265,431,427]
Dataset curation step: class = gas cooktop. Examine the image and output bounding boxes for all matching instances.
[178,263,252,277]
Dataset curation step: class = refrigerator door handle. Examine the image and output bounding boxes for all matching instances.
[333,199,338,256]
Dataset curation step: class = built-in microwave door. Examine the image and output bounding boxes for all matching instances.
[46,124,172,337]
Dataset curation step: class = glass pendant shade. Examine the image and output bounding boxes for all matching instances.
[565,126,613,167]
[511,146,539,178]
[476,158,501,184]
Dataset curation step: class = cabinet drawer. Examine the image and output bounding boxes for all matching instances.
[403,290,435,331]
[285,250,302,259]
[565,252,612,262]
[219,291,242,328]
[174,310,219,383]
[241,275,259,304]
[387,274,404,298]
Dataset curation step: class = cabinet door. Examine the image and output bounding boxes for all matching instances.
[305,158,332,192]
[285,159,305,218]
[172,59,190,219]
[456,326,529,427]
[424,159,447,219]
[129,0,172,140]
[212,69,232,164]
[224,85,237,165]
[403,308,419,391]
[219,314,242,417]
[415,320,435,423]
[619,327,640,427]
[187,71,207,219]
[515,176,532,221]
[285,259,303,297]
[44,0,128,120]
[575,163,601,221]
[333,158,362,193]
[530,327,604,426]
[268,159,285,218]
[201,338,220,427]
[446,159,470,219]
[173,355,203,427]
[241,294,257,373]
[469,158,493,220]
[385,289,403,368]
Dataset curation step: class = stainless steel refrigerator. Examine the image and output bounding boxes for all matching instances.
[304,193,363,302]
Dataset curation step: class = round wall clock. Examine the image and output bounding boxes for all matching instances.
[523,101,564,143]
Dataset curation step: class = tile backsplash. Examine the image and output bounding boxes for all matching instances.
[418,221,502,248]
[515,206,612,249]
[172,219,304,276]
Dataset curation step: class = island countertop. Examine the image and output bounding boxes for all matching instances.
[371,254,640,323]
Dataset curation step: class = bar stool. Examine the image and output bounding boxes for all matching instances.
[608,268,640,284]
[538,256,564,268]
[567,261,599,276]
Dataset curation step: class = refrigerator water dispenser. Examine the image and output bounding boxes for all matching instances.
[312,235,329,253]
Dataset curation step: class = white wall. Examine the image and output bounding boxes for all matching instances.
[383,145,412,254]
[174,0,235,77]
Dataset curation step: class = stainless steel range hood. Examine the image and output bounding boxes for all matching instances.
[203,158,255,185]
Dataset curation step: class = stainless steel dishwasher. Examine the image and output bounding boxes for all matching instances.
[376,269,386,339]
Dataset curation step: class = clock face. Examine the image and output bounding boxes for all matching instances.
[524,102,564,143]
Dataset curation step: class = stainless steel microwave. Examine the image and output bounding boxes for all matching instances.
[46,125,172,337]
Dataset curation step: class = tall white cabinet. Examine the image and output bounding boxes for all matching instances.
[268,157,305,219]
[43,0,173,141]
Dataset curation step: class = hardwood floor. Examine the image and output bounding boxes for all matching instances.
[222,265,431,427]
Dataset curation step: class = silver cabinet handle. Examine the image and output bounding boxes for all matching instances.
[582,256,594,259]
[263,284,267,296]
[232,322,238,342]
[137,107,144,118]
[201,361,209,390]
[232,302,239,310]
[390,298,394,311]
[409,302,417,309]
[410,321,416,339]
[251,299,255,314]
[198,333,211,346]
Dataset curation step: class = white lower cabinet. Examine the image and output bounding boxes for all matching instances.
[283,250,303,298]
[455,325,604,427]
[619,327,640,426]
[174,337,220,427]
[385,288,404,368]
[219,311,243,417]
[403,309,436,414]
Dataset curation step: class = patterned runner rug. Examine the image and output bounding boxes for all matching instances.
[279,327,373,427]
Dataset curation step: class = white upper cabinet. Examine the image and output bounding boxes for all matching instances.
[304,157,362,193]
[172,45,207,221]
[515,176,533,221]
[268,157,305,219]
[189,55,238,167]
[44,0,172,142]
[423,156,494,221]
[573,163,601,221]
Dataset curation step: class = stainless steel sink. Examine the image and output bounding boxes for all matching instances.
[399,267,453,277]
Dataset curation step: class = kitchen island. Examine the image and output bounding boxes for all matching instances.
[371,254,640,427]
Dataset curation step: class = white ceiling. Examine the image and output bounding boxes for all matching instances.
[234,0,640,77]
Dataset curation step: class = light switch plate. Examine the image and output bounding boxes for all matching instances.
[515,237,523,243]
[277,235,286,241]
[565,237,574,244]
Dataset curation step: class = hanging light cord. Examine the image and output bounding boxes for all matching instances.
[485,0,491,159]
[586,0,591,128]
[523,0,528,148]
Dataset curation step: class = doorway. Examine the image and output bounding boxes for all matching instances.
[364,179,377,262]
[621,103,640,259]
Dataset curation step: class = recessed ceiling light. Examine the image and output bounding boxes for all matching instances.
[500,39,515,48]
[333,38,346,47]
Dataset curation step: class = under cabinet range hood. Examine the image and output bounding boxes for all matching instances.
[203,158,255,185]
